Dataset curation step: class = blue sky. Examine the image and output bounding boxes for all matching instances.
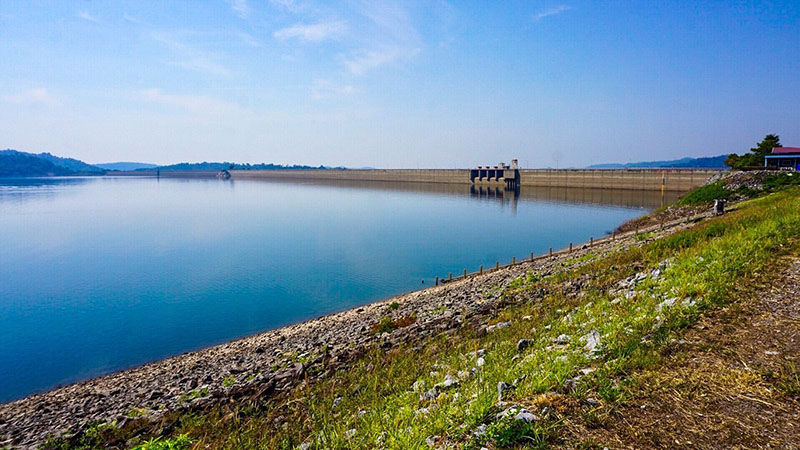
[1,1,798,168]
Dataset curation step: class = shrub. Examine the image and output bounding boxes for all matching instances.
[678,181,731,205]
[370,314,416,334]
[132,434,194,450]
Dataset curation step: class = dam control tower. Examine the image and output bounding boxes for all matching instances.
[470,159,520,189]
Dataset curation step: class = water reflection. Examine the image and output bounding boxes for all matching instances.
[0,176,663,402]
[0,178,102,209]
[238,176,679,209]
[470,185,519,214]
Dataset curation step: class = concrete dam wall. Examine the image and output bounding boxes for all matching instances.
[231,168,721,192]
[517,169,719,191]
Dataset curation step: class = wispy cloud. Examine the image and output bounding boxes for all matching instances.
[269,0,304,13]
[340,1,422,76]
[3,88,59,106]
[229,0,250,18]
[168,58,230,76]
[268,1,422,76]
[341,47,418,76]
[238,32,260,47]
[274,21,347,42]
[311,79,356,99]
[149,32,230,76]
[123,13,142,24]
[533,5,572,21]
[139,88,237,114]
[77,11,99,23]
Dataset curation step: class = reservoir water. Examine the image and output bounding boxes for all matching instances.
[0,176,675,403]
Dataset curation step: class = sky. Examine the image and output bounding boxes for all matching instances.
[1,1,798,168]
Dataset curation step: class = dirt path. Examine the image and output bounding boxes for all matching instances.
[564,258,800,449]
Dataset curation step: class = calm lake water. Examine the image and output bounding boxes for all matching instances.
[0,176,674,403]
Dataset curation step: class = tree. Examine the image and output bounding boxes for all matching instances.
[725,134,782,169]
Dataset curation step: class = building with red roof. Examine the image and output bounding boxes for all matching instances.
[765,147,800,170]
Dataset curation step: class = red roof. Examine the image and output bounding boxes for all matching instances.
[771,147,800,154]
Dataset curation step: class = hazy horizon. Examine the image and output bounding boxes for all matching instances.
[1,1,798,168]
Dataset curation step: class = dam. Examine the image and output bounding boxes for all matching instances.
[230,167,721,192]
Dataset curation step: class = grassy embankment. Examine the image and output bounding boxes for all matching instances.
[678,170,800,205]
[45,186,800,450]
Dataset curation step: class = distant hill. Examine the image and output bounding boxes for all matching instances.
[0,152,76,177]
[0,151,346,177]
[0,150,105,177]
[95,162,158,171]
[588,154,728,169]
[35,152,105,174]
[150,162,345,171]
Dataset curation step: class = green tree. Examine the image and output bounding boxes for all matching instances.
[726,134,782,169]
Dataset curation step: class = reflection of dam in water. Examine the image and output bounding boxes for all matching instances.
[231,176,680,211]
[470,185,520,214]
[468,184,680,214]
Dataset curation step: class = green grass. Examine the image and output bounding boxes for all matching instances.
[369,314,416,334]
[131,435,194,450]
[764,362,800,398]
[678,181,731,205]
[40,421,119,450]
[49,187,800,449]
[762,172,800,191]
[179,386,210,403]
[679,171,800,206]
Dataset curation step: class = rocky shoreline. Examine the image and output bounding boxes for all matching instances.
[0,214,703,449]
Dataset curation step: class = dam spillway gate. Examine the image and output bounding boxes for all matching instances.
[470,160,520,189]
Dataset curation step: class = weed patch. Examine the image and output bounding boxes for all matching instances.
[370,314,416,334]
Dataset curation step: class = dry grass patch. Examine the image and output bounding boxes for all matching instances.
[559,260,800,450]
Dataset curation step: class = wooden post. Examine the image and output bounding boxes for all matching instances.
[569,242,573,253]
[496,261,499,270]
[479,265,483,274]
[549,247,552,257]
[512,256,516,265]
[435,276,439,286]
[612,231,616,240]
[463,268,467,278]
[530,252,534,261]
[449,273,452,281]
[590,236,593,247]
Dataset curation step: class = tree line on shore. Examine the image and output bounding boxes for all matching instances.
[725,134,783,169]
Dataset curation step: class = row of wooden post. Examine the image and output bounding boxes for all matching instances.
[433,227,637,286]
